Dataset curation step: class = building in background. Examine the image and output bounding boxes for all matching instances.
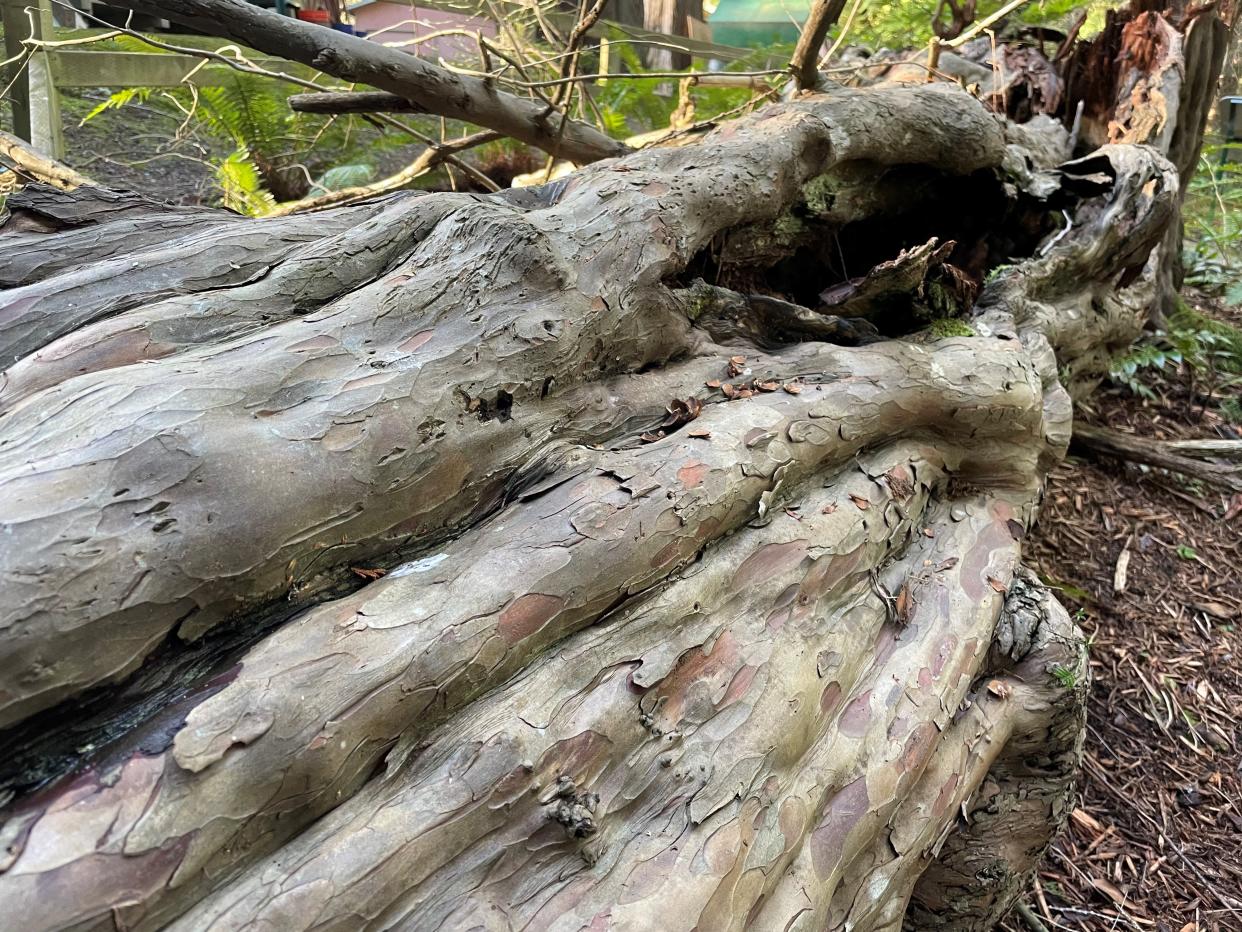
[347,0,494,60]
[707,0,809,47]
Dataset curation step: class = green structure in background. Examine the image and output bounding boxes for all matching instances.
[708,0,811,47]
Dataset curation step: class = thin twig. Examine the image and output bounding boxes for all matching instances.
[943,0,1034,49]
[492,68,789,90]
[820,0,866,65]
[553,0,609,105]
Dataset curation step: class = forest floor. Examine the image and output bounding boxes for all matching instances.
[1010,295,1242,932]
[51,91,221,204]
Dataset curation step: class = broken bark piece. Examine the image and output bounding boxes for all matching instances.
[986,46,1065,121]
[817,237,961,320]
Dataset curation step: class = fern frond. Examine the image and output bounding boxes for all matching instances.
[80,87,150,124]
[214,147,277,217]
[598,106,629,139]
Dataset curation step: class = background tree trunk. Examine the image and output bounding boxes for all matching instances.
[642,0,703,70]
[0,4,1227,929]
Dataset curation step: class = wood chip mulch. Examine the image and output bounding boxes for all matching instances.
[1003,303,1241,932]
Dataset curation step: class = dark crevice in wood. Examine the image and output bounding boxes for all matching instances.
[675,167,1062,342]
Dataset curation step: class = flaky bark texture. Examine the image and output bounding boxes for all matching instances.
[0,5,1220,929]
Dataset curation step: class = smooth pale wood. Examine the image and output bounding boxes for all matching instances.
[0,128,91,188]
[1165,438,1242,459]
[1072,423,1242,492]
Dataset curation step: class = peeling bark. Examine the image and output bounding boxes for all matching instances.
[0,5,1224,928]
[1062,0,1231,316]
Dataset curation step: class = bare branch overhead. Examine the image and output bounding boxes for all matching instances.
[109,0,631,164]
[791,0,849,90]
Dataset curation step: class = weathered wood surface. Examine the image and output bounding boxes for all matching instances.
[0,3,1222,927]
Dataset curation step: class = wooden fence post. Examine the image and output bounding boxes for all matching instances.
[1,0,64,158]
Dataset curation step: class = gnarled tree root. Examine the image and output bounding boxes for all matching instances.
[0,15,1211,923]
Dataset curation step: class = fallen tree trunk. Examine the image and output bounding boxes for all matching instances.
[0,4,1225,929]
[1072,422,1242,492]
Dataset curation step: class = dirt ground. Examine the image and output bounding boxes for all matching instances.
[51,91,222,204]
[1007,296,1242,932]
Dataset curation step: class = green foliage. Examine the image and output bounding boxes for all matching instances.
[1050,665,1078,688]
[214,147,277,217]
[1109,299,1242,398]
[773,211,807,244]
[1221,396,1242,425]
[1167,301,1242,377]
[1109,341,1181,400]
[1176,544,1198,561]
[1020,0,1114,34]
[928,317,976,339]
[985,263,1016,283]
[1183,145,1242,299]
[81,87,152,123]
[597,105,630,139]
[848,2,920,49]
[802,174,836,215]
[195,77,291,160]
[849,0,1111,51]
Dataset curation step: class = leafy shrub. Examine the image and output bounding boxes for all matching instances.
[1109,299,1242,398]
[1182,144,1242,301]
